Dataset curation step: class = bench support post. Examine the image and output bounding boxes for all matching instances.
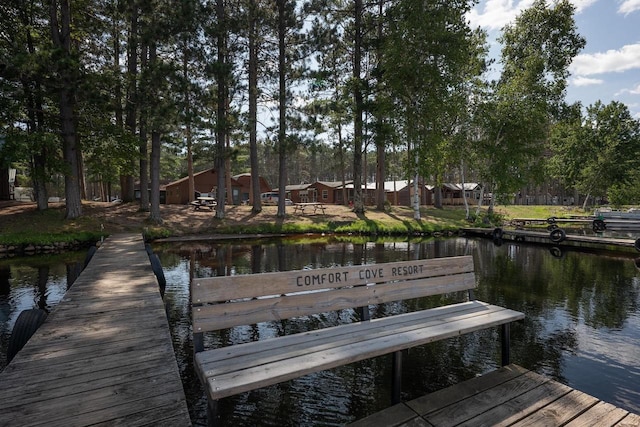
[391,350,402,404]
[501,323,511,366]
[206,398,220,427]
[194,331,204,353]
[357,306,370,321]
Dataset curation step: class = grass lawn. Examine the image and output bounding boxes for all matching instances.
[0,200,598,246]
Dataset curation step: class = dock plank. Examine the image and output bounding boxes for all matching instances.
[513,389,599,426]
[0,234,191,427]
[349,365,639,427]
[565,401,629,427]
[456,377,572,426]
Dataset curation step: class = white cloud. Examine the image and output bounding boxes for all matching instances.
[572,76,604,86]
[614,85,640,96]
[572,0,599,13]
[570,43,640,75]
[467,0,535,31]
[468,0,596,31]
[619,0,640,15]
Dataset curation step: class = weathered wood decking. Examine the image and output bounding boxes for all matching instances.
[349,364,640,427]
[0,234,191,426]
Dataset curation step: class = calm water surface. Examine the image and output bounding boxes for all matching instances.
[1,237,639,426]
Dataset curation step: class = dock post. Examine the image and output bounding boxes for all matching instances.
[501,323,511,366]
[391,350,402,404]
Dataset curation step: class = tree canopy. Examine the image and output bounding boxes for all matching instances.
[2,0,639,220]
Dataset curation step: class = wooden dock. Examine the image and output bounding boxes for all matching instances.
[463,227,640,254]
[0,234,191,426]
[349,364,640,427]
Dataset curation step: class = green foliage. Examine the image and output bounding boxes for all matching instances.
[550,101,640,204]
[475,0,585,200]
[607,171,640,206]
[0,231,104,246]
[381,0,478,176]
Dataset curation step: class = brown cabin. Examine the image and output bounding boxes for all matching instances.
[165,168,240,205]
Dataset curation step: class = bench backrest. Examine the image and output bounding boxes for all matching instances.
[192,255,476,334]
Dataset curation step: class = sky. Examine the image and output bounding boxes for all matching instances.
[467,0,640,119]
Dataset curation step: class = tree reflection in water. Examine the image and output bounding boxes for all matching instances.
[1,238,638,426]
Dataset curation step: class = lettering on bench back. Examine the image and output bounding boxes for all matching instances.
[297,271,349,286]
[193,256,474,303]
[295,263,427,287]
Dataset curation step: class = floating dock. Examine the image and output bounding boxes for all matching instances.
[349,364,640,427]
[463,227,640,254]
[0,234,191,426]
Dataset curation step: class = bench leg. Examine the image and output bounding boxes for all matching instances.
[206,398,220,427]
[194,332,204,353]
[357,305,370,321]
[501,323,511,366]
[391,350,402,405]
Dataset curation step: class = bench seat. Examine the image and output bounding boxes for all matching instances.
[195,300,524,400]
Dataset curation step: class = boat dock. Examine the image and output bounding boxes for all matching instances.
[463,227,640,254]
[0,234,191,426]
[349,364,640,427]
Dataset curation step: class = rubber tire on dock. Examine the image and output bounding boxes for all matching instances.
[549,228,566,243]
[492,228,503,246]
[492,227,504,240]
[150,253,166,295]
[7,308,48,363]
[592,219,606,232]
[550,247,564,258]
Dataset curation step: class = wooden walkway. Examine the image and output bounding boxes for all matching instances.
[0,234,191,426]
[463,227,640,253]
[349,364,640,427]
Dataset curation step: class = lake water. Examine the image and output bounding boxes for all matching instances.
[1,236,639,426]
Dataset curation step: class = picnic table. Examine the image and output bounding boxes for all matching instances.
[293,202,326,215]
[190,197,217,211]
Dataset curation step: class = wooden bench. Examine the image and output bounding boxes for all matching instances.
[191,255,525,425]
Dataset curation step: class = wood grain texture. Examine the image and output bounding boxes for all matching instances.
[193,255,475,302]
[348,365,639,427]
[0,234,191,427]
[196,303,523,400]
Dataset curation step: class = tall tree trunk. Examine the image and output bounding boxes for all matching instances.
[248,0,262,213]
[352,0,364,214]
[139,40,149,211]
[276,0,287,218]
[23,80,48,210]
[214,0,226,219]
[182,40,195,204]
[122,0,138,203]
[21,3,48,210]
[413,151,420,220]
[112,8,123,202]
[460,160,470,219]
[375,0,385,211]
[50,0,82,219]
[338,121,347,206]
[148,42,161,223]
